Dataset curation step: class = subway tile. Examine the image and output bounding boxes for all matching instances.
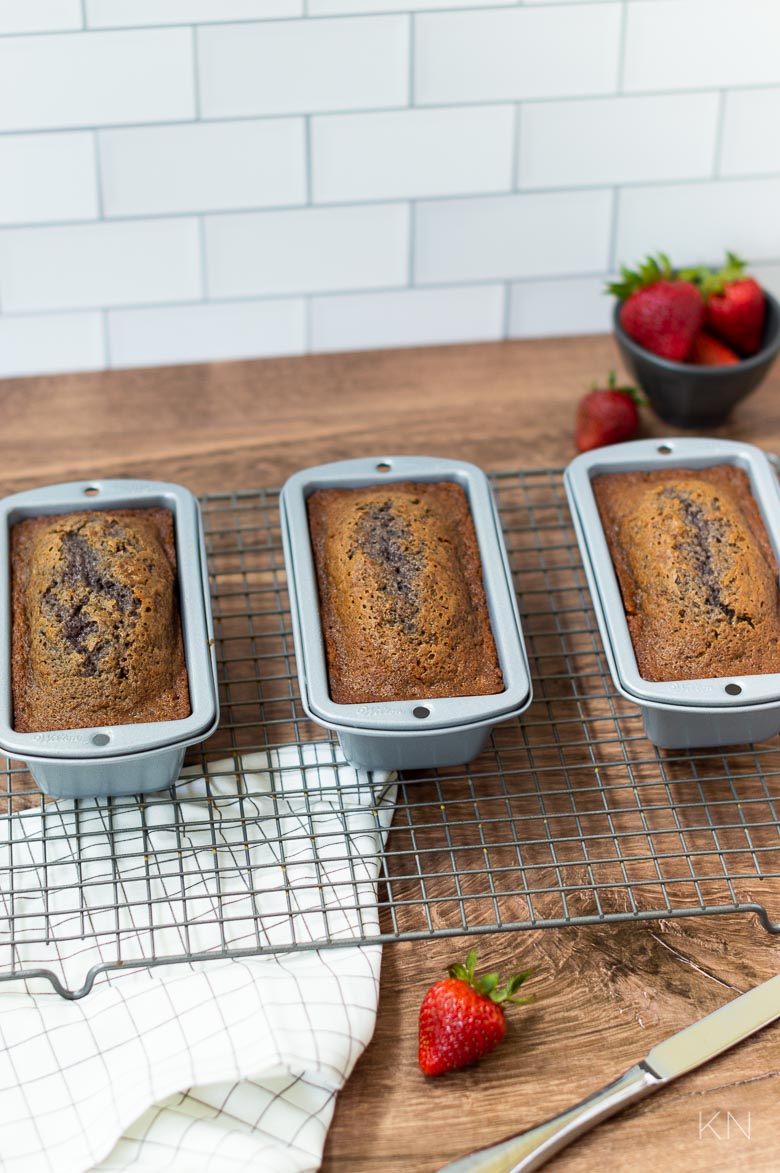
[107,299,305,368]
[415,6,620,105]
[99,120,306,217]
[0,132,97,225]
[311,284,504,352]
[720,88,780,177]
[309,0,511,12]
[752,262,780,304]
[624,0,780,92]
[0,219,201,312]
[0,0,82,34]
[615,178,780,270]
[205,204,408,298]
[508,276,611,339]
[415,189,612,284]
[86,0,301,26]
[0,29,194,133]
[198,16,407,119]
[312,106,514,203]
[518,93,719,189]
[0,313,104,378]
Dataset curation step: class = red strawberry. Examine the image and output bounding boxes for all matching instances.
[418,949,533,1077]
[575,372,642,453]
[607,253,704,361]
[690,331,740,366]
[685,252,766,356]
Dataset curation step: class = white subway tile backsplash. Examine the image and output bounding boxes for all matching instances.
[0,219,202,312]
[415,190,612,284]
[206,204,408,299]
[107,299,305,368]
[0,29,194,133]
[1,0,780,380]
[99,120,306,218]
[311,284,504,352]
[508,276,612,339]
[415,6,620,105]
[86,0,301,27]
[616,178,780,270]
[518,93,719,189]
[720,88,780,177]
[312,106,514,203]
[309,0,511,12]
[624,0,780,92]
[752,263,780,305]
[0,133,97,225]
[0,313,104,378]
[0,1,82,34]
[198,16,408,119]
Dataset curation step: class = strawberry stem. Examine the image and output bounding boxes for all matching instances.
[680,250,749,300]
[446,951,535,1007]
[589,371,645,407]
[605,252,673,300]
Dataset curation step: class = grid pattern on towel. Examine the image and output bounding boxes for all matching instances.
[2,469,780,999]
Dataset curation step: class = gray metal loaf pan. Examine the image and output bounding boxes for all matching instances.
[280,455,532,771]
[564,438,780,749]
[0,479,219,799]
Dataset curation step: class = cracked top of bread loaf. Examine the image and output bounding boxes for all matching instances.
[592,465,780,682]
[11,508,190,732]
[307,480,504,704]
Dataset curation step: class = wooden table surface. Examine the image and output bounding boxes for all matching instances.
[2,336,779,1172]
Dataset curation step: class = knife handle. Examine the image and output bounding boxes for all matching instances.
[436,1062,663,1173]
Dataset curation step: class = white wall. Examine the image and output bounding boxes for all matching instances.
[1,0,780,377]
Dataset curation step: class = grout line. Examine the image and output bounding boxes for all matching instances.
[408,14,415,107]
[304,296,312,353]
[511,103,522,190]
[4,168,780,236]
[501,281,512,340]
[0,2,632,39]
[80,0,87,30]
[607,186,620,272]
[191,26,201,120]
[0,86,776,138]
[92,130,104,218]
[712,89,727,179]
[304,116,313,204]
[616,0,628,93]
[407,200,416,286]
[3,253,780,323]
[101,309,111,367]
[198,216,208,298]
[0,8,475,39]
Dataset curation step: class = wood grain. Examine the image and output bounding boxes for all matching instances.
[2,336,780,1173]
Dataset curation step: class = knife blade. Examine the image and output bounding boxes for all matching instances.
[436,973,780,1173]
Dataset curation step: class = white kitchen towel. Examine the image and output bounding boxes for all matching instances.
[0,744,397,1173]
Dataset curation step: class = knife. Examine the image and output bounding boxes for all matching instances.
[436,973,780,1173]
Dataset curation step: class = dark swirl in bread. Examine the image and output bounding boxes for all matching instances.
[12,508,190,732]
[307,481,504,704]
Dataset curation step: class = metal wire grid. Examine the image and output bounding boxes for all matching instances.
[1,470,779,999]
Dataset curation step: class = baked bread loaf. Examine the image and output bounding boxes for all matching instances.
[307,480,504,704]
[592,465,780,682]
[11,508,190,732]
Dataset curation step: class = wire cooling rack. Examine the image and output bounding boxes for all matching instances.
[2,470,780,999]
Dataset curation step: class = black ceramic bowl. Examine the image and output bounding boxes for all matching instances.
[612,289,780,428]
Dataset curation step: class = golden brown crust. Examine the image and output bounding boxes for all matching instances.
[12,508,190,732]
[592,465,780,682]
[307,481,504,704]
